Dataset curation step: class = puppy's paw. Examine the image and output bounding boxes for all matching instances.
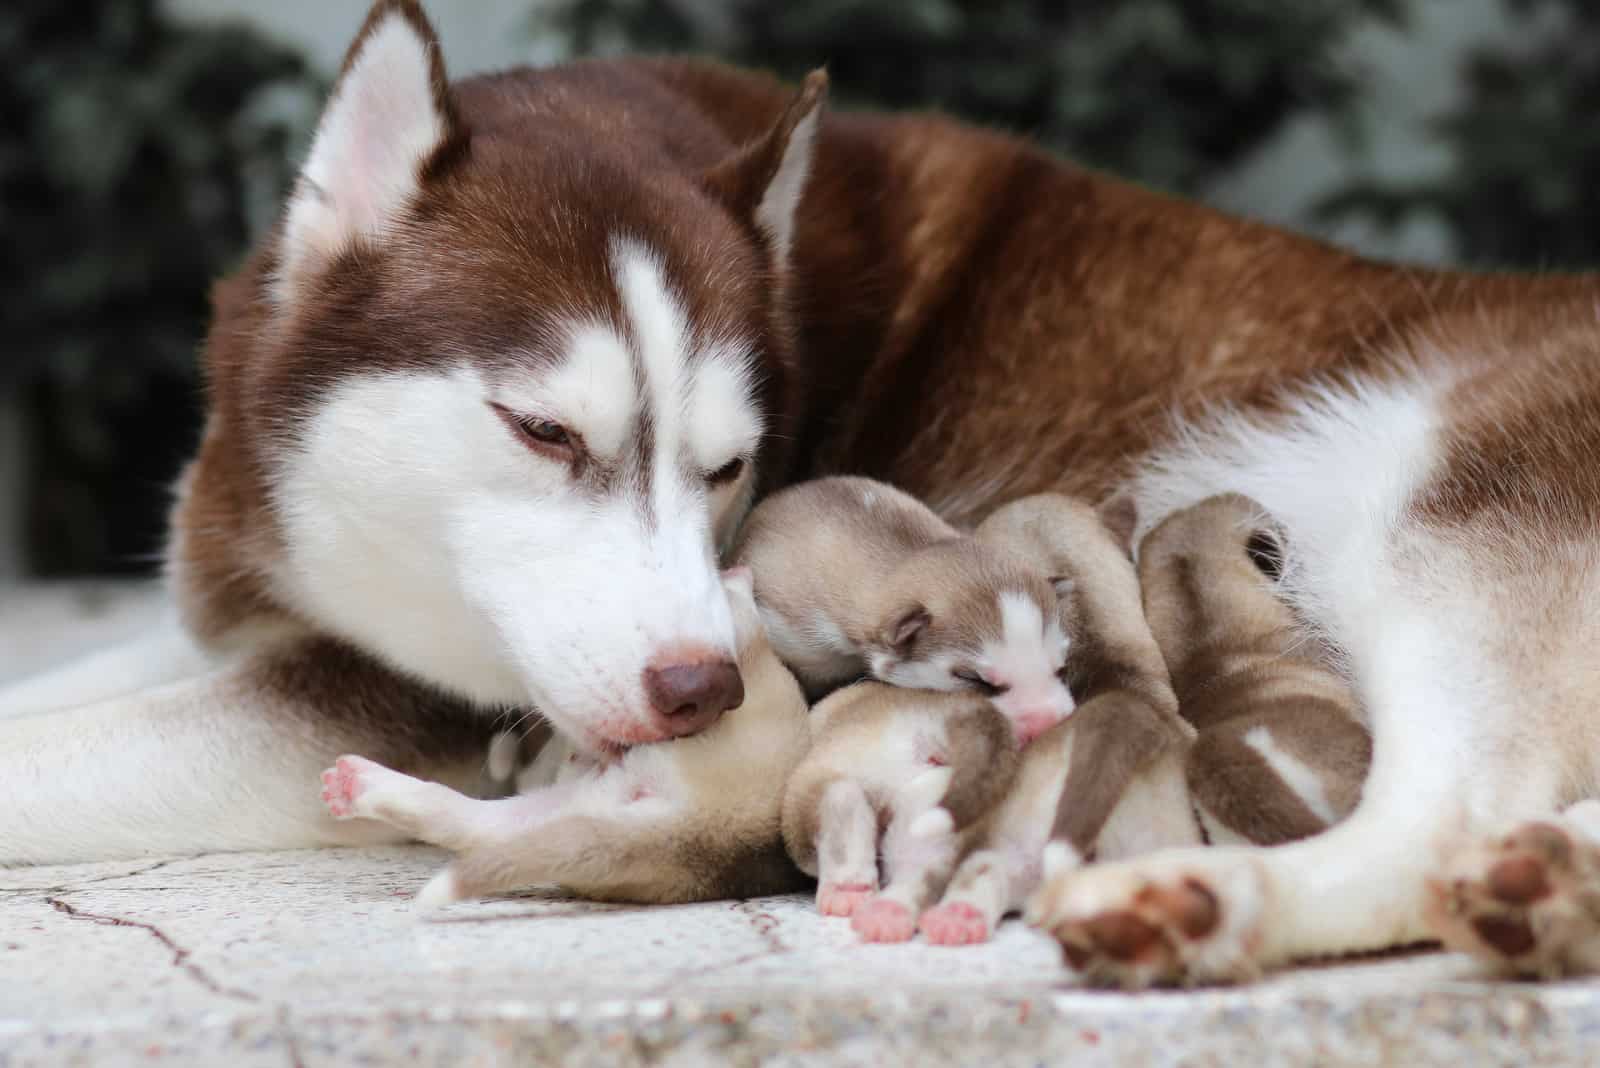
[852,897,916,943]
[919,902,990,946]
[1427,815,1600,977]
[817,881,875,917]
[1025,848,1267,988]
[319,754,397,820]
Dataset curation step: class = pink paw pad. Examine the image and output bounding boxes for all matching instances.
[817,882,875,917]
[319,756,371,819]
[920,902,991,945]
[852,897,916,943]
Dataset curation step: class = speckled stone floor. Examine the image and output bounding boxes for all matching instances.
[5,583,1600,1066]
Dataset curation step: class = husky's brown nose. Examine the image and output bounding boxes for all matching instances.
[642,655,744,737]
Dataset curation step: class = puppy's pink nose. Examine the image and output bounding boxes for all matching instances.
[642,654,744,738]
[1015,710,1065,745]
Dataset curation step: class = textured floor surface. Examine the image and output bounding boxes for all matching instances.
[5,583,1600,1066]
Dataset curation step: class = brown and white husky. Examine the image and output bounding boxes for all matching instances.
[7,0,1600,985]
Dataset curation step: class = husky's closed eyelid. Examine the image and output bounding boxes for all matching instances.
[706,456,747,486]
[488,402,584,467]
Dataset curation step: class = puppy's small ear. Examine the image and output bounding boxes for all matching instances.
[1097,493,1139,558]
[1245,527,1285,581]
[884,605,930,652]
[704,68,828,265]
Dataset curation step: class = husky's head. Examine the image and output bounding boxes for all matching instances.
[247,1,825,754]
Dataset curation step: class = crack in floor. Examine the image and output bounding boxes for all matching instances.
[644,901,795,995]
[0,856,179,894]
[46,896,259,1003]
[277,1005,308,1068]
[735,900,790,956]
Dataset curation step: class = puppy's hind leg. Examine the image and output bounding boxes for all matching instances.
[920,848,1018,946]
[322,754,575,850]
[806,779,882,918]
[377,779,791,907]
[852,791,961,943]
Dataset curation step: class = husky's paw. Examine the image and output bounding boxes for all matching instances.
[852,897,916,943]
[1024,848,1268,988]
[319,754,393,820]
[817,881,875,917]
[1426,815,1600,977]
[919,902,990,945]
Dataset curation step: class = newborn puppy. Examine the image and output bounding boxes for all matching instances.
[733,476,1075,743]
[781,680,1019,942]
[1138,493,1370,845]
[318,568,812,905]
[913,494,1201,946]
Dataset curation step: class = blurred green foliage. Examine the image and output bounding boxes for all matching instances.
[0,0,321,573]
[532,0,1403,194]
[1319,0,1600,268]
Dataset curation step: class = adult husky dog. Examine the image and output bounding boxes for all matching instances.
[8,0,1600,984]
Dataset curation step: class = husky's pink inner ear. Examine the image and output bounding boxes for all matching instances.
[276,0,460,302]
[703,68,829,264]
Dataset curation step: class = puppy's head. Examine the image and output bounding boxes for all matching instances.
[866,541,1076,745]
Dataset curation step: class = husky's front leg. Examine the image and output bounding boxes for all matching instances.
[0,639,492,864]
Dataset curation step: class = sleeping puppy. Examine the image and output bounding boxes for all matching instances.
[733,476,1077,743]
[317,568,812,905]
[911,493,1203,945]
[1137,493,1371,845]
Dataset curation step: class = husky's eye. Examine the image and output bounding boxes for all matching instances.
[491,403,578,461]
[519,418,571,448]
[952,669,1007,697]
[706,456,746,486]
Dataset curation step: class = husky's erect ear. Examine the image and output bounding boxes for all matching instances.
[276,0,463,301]
[704,69,828,266]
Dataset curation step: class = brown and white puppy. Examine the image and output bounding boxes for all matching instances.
[909,494,1200,946]
[1139,494,1370,846]
[974,493,1192,849]
[780,680,1018,941]
[319,569,811,905]
[734,476,1076,741]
